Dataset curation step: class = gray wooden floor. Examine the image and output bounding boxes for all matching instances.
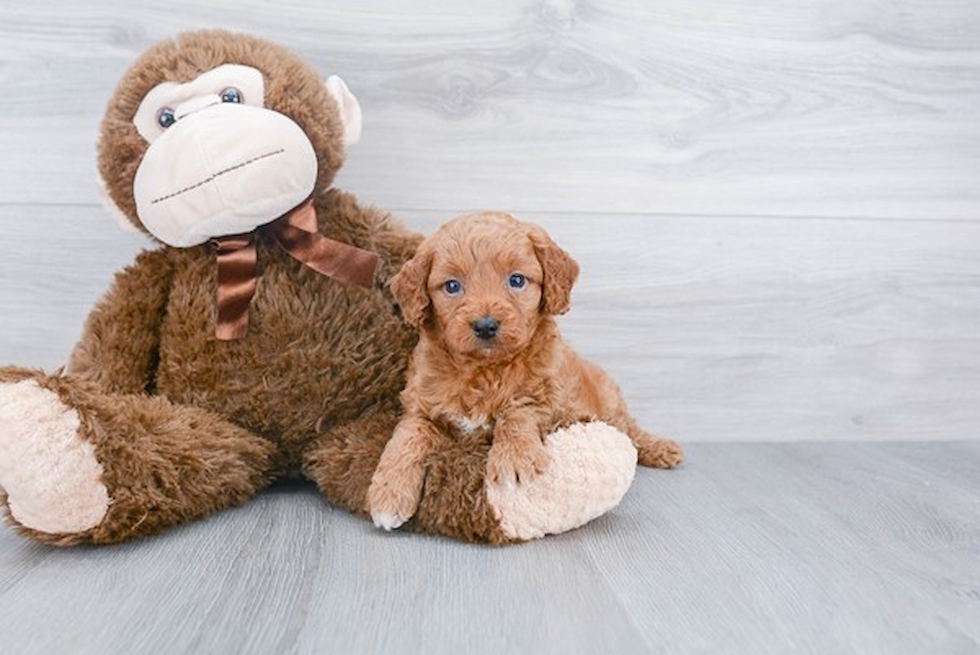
[0,442,977,655]
[2,1,980,654]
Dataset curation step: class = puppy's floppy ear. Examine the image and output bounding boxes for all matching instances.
[390,247,434,328]
[523,222,580,315]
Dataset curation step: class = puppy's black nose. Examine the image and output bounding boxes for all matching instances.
[472,317,500,340]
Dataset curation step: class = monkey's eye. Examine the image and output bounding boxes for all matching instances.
[220,87,244,104]
[157,107,176,129]
[508,273,527,289]
[444,279,463,296]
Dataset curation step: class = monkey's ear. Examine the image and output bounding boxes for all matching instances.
[325,76,362,146]
[96,176,142,235]
[390,248,433,329]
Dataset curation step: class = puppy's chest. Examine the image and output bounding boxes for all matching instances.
[437,385,500,435]
[428,375,518,436]
[428,366,559,437]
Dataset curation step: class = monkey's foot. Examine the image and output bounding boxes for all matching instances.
[0,379,110,534]
[487,421,637,541]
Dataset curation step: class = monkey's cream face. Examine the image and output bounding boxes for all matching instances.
[129,64,360,247]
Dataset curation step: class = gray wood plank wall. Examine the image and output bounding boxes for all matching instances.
[1,0,978,442]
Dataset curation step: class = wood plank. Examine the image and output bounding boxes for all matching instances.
[0,442,976,654]
[0,0,979,218]
[584,441,980,655]
[3,204,978,442]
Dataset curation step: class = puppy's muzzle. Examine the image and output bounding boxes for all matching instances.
[472,317,500,341]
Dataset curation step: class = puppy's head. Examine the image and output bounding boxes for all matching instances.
[391,212,579,361]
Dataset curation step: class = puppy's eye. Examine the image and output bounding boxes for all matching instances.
[444,279,463,295]
[508,273,527,289]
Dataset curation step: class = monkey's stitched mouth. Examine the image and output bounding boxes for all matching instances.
[150,148,286,205]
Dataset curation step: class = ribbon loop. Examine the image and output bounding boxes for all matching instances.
[211,201,379,341]
[271,202,378,289]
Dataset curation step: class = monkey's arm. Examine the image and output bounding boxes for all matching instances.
[67,247,174,394]
[314,190,423,296]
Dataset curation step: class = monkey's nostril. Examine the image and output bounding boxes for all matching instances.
[472,317,500,340]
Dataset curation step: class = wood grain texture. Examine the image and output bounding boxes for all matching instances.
[1,5,978,654]
[1,1,979,443]
[0,442,976,655]
[3,205,978,442]
[0,0,978,217]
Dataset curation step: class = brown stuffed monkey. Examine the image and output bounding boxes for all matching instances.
[0,31,638,546]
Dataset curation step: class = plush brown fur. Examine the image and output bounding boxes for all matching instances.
[303,411,509,543]
[368,213,683,526]
[0,31,516,545]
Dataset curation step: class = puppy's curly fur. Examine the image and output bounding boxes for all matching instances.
[367,212,683,530]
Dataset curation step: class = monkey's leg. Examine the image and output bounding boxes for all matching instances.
[302,412,638,544]
[0,367,276,546]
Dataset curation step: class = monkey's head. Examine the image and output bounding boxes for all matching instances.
[98,30,362,247]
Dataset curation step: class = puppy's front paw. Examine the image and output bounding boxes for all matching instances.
[366,465,424,531]
[371,509,409,532]
[637,438,685,469]
[487,440,550,486]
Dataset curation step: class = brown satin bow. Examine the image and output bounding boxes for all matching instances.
[210,200,379,340]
